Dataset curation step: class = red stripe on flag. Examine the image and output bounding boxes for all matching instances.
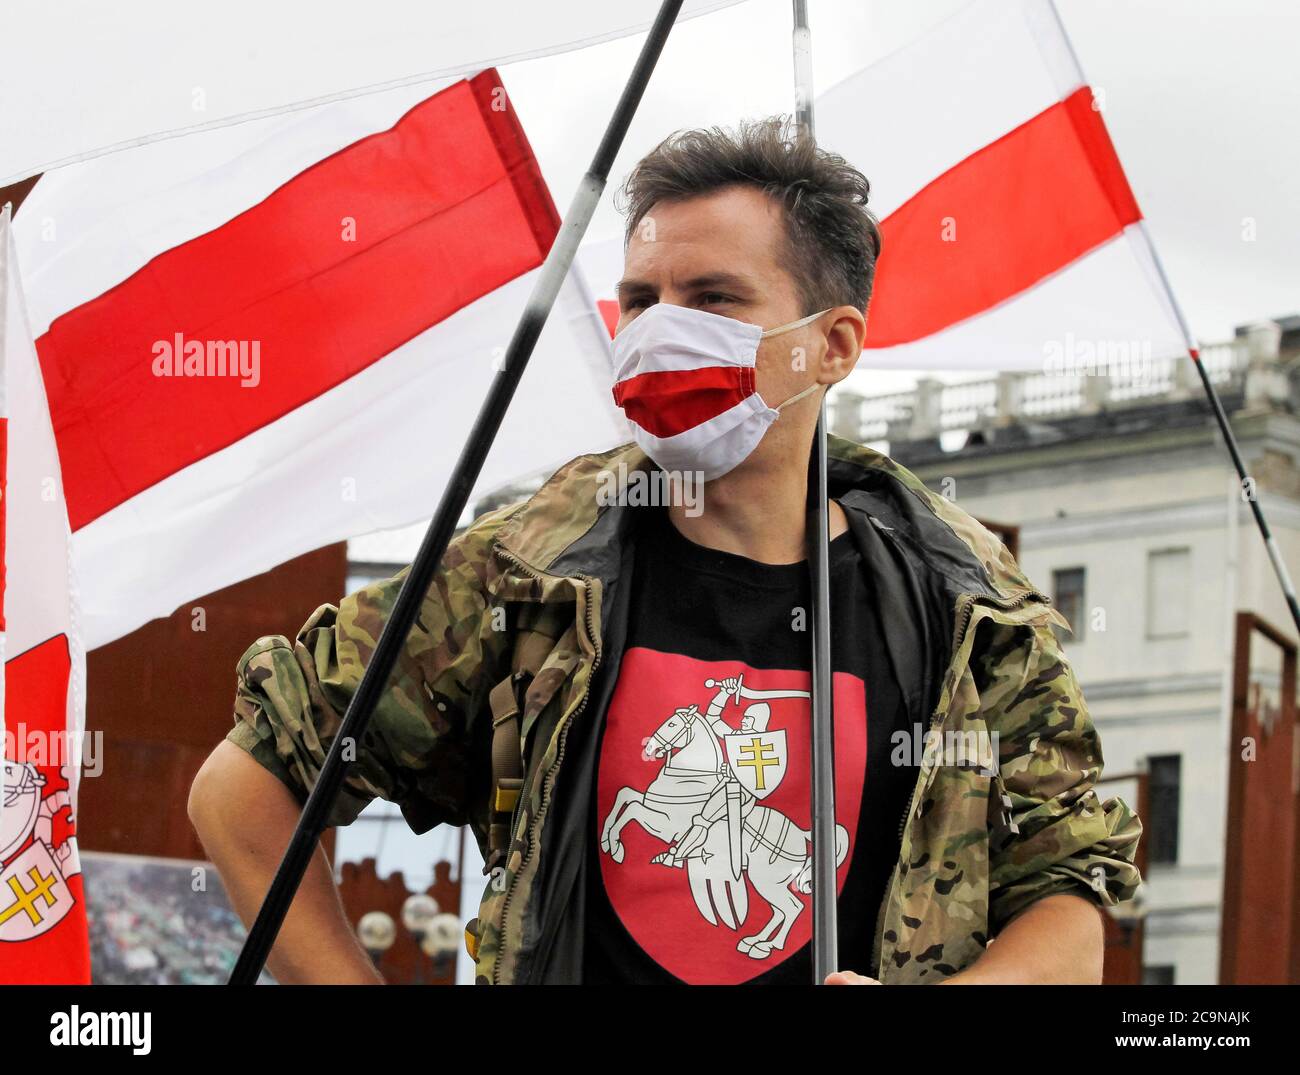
[37,70,558,531]
[467,73,561,254]
[597,299,619,338]
[612,365,754,439]
[865,86,1142,349]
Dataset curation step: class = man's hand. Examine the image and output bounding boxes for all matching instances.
[188,739,384,985]
[824,970,881,985]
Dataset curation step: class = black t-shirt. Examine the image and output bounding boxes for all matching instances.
[582,504,918,984]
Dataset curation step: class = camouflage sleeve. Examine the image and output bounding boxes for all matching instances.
[225,505,517,833]
[976,615,1143,935]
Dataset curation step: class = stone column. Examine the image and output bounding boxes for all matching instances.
[911,378,943,439]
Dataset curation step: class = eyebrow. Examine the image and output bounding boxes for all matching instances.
[614,271,758,298]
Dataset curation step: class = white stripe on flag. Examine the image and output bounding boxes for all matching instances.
[1,0,746,184]
[818,0,1085,218]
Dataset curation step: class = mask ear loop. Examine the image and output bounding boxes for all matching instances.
[760,307,832,339]
[762,308,831,411]
[774,381,822,411]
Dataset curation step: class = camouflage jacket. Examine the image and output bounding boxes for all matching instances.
[227,436,1142,984]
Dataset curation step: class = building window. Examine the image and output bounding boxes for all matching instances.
[1146,547,1191,639]
[1147,754,1181,865]
[1142,965,1175,986]
[1052,567,1086,641]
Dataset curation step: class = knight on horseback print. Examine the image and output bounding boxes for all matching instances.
[600,671,850,962]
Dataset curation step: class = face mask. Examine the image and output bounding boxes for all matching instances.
[610,302,829,481]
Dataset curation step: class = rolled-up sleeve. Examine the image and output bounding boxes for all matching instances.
[227,511,514,834]
[975,615,1143,934]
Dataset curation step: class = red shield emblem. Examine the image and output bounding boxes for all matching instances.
[0,635,89,982]
[595,647,867,984]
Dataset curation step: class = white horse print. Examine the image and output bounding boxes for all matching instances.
[599,674,849,960]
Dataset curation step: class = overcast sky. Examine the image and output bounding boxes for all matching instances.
[503,0,1299,354]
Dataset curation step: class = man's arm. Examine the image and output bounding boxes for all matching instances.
[190,501,518,982]
[829,610,1141,986]
[188,740,382,985]
[975,613,1141,979]
[938,891,1104,984]
[826,891,1103,985]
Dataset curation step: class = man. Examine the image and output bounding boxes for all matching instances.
[188,118,1142,985]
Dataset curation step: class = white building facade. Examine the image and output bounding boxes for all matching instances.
[831,320,1300,984]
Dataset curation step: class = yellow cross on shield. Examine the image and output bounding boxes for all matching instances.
[724,730,787,800]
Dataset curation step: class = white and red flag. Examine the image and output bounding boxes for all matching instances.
[581,0,1188,371]
[822,0,1187,368]
[0,203,91,984]
[14,71,626,648]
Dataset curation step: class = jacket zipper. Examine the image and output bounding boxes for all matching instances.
[869,585,1048,980]
[489,546,602,985]
[489,515,1051,981]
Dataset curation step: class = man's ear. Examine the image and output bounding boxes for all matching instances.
[817,305,867,386]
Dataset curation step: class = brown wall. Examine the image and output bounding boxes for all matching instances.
[338,856,461,986]
[0,176,40,216]
[1220,612,1299,984]
[79,544,347,860]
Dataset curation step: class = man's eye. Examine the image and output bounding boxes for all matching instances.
[699,293,734,307]
[624,296,654,311]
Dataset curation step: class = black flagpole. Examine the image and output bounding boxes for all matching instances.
[1044,1,1300,637]
[1131,203,1300,639]
[791,0,839,985]
[1195,351,1300,634]
[228,0,686,984]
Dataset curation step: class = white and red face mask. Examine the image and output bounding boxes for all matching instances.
[610,303,828,481]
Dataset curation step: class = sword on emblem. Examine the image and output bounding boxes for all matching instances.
[725,781,743,881]
[704,676,811,704]
[704,675,809,883]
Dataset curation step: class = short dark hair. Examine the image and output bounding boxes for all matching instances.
[618,116,882,315]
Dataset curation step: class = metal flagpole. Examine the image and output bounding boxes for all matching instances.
[1140,221,1300,637]
[791,0,838,984]
[1044,1,1299,636]
[228,0,687,985]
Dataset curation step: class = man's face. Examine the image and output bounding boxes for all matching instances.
[615,186,828,468]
